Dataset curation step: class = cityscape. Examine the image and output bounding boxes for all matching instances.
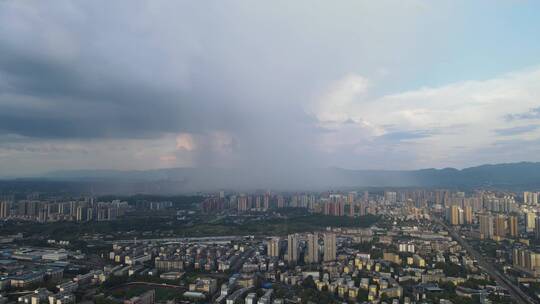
[2,189,540,303]
[2,1,540,304]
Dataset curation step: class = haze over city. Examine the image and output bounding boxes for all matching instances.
[1,1,540,178]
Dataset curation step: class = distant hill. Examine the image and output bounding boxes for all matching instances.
[24,161,540,193]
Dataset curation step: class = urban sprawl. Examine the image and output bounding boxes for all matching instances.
[1,190,540,304]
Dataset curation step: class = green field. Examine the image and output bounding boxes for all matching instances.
[1,209,379,243]
[179,214,379,236]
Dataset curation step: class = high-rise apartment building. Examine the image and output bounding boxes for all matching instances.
[384,191,397,204]
[449,205,460,226]
[347,192,357,204]
[76,206,86,222]
[277,196,285,208]
[263,194,270,210]
[524,192,539,205]
[255,196,262,210]
[513,248,540,272]
[526,212,537,233]
[479,213,493,240]
[508,215,518,238]
[535,217,540,240]
[287,234,298,263]
[237,195,248,212]
[0,201,9,219]
[323,233,336,262]
[358,202,366,216]
[464,206,473,225]
[338,201,346,217]
[494,214,507,238]
[267,237,280,258]
[306,233,319,263]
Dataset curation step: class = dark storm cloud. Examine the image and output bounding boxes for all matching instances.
[0,1,314,140]
[0,37,233,139]
[0,0,340,173]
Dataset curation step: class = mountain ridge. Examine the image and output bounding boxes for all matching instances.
[24,161,540,193]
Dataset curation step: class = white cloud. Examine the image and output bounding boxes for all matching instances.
[311,74,370,123]
[312,67,540,168]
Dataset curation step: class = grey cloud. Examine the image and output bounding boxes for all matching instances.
[464,138,540,165]
[3,0,402,173]
[505,107,540,121]
[0,39,233,139]
[494,125,539,136]
[0,2,326,139]
[1,1,539,176]
[376,130,433,142]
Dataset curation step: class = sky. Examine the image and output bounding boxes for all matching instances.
[1,0,540,176]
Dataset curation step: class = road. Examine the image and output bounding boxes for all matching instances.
[105,281,185,296]
[434,217,536,304]
[230,248,255,273]
[107,235,250,244]
[111,281,184,289]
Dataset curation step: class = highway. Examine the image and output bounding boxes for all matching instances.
[434,217,536,304]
